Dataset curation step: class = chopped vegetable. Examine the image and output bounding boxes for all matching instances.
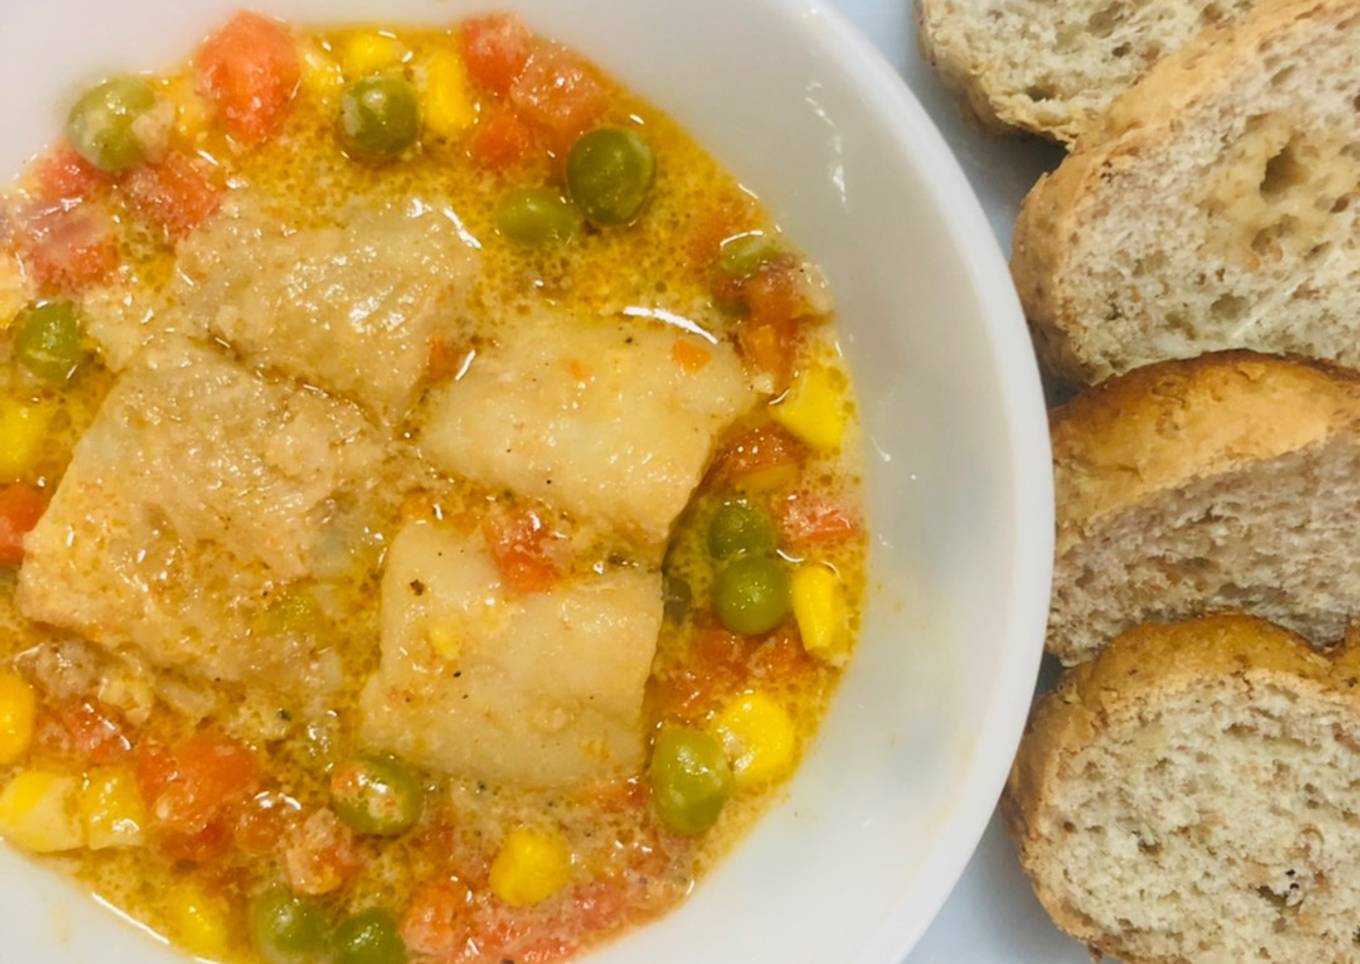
[334,908,408,964]
[0,483,46,566]
[490,827,573,907]
[712,692,797,790]
[460,14,534,95]
[566,127,656,226]
[135,732,259,862]
[399,881,471,958]
[57,700,132,764]
[778,492,862,547]
[421,49,474,138]
[0,672,37,765]
[162,75,210,138]
[13,300,87,382]
[495,186,583,245]
[339,32,405,78]
[248,884,331,964]
[298,41,343,101]
[790,564,850,664]
[0,769,84,853]
[711,424,806,492]
[738,315,800,389]
[32,144,108,202]
[648,727,732,835]
[340,75,421,159]
[481,505,561,593]
[16,204,116,292]
[719,233,783,279]
[196,11,300,144]
[285,809,362,895]
[330,755,424,837]
[468,108,535,170]
[770,366,847,452]
[123,150,222,240]
[167,883,232,958]
[509,47,607,146]
[67,77,162,172]
[712,554,790,636]
[707,499,775,561]
[79,766,147,849]
[0,398,50,483]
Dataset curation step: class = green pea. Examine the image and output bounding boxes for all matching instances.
[565,127,656,226]
[334,909,407,964]
[662,572,692,624]
[248,885,330,964]
[495,187,583,245]
[67,77,159,172]
[331,755,424,836]
[707,500,775,561]
[718,234,783,279]
[713,555,790,636]
[14,302,88,383]
[649,726,732,835]
[339,75,421,159]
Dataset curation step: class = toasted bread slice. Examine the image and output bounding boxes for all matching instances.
[917,0,1261,144]
[1012,0,1360,383]
[1006,614,1360,964]
[1050,352,1360,665]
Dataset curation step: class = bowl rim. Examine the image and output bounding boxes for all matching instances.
[770,1,1054,959]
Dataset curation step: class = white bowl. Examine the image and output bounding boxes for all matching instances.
[0,1,1053,961]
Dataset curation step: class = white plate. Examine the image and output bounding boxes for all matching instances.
[824,2,1087,961]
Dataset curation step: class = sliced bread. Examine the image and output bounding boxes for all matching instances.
[1006,614,1360,964]
[1050,351,1360,665]
[1012,0,1360,384]
[917,0,1262,144]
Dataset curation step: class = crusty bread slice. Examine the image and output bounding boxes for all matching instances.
[1006,614,1360,964]
[1012,0,1360,384]
[1050,351,1360,665]
[917,0,1261,144]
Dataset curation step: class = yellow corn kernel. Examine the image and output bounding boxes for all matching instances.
[770,366,847,453]
[791,564,850,665]
[0,399,51,483]
[489,828,573,907]
[0,770,84,853]
[166,883,231,958]
[339,31,405,78]
[299,41,344,101]
[712,692,797,791]
[79,767,147,850]
[161,75,208,139]
[422,49,475,138]
[0,672,37,765]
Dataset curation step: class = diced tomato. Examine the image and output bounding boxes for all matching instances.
[671,338,712,373]
[749,626,816,682]
[652,628,750,718]
[509,47,607,148]
[32,144,109,203]
[233,791,298,855]
[0,484,46,566]
[709,424,807,491]
[136,732,260,862]
[16,203,117,292]
[284,809,362,896]
[738,316,800,389]
[123,151,222,240]
[401,880,473,957]
[460,13,535,95]
[57,701,132,764]
[777,491,862,547]
[743,257,806,328]
[481,505,564,593]
[686,196,756,270]
[468,108,536,171]
[195,11,300,145]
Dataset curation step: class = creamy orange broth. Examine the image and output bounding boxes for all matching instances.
[0,13,865,963]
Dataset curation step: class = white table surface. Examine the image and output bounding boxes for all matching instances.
[822,2,1085,961]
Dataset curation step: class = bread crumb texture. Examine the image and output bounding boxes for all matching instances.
[1008,614,1360,964]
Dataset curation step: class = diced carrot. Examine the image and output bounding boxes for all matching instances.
[0,483,46,566]
[136,732,260,862]
[652,628,750,718]
[32,144,109,203]
[743,257,806,328]
[122,151,222,240]
[56,701,132,765]
[468,108,536,170]
[509,47,607,148]
[460,13,535,96]
[777,491,863,547]
[16,203,117,292]
[671,339,712,373]
[284,809,361,895]
[738,316,800,389]
[709,424,807,491]
[401,880,473,957]
[749,626,816,681]
[195,11,300,145]
[481,505,563,593]
[233,791,297,855]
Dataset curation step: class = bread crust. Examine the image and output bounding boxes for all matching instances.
[1011,0,1360,383]
[1051,351,1360,556]
[1005,614,1360,962]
